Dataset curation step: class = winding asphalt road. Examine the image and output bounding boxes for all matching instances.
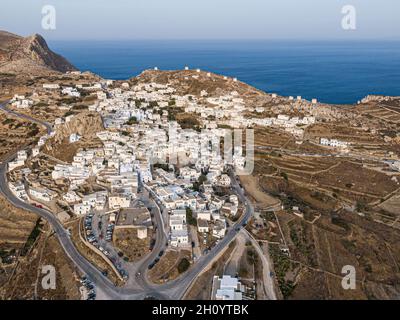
[0,101,256,300]
[0,101,53,135]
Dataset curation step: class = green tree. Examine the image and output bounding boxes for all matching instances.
[177,258,190,273]
[198,174,207,185]
[149,101,159,108]
[186,207,197,226]
[127,116,137,125]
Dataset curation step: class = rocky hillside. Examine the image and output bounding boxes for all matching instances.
[131,69,269,102]
[0,30,76,75]
[44,112,104,162]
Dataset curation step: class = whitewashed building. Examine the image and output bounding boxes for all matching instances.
[212,275,244,300]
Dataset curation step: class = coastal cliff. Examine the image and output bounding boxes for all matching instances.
[0,30,77,75]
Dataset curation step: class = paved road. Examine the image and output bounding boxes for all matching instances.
[0,101,53,135]
[134,193,169,294]
[130,171,254,299]
[0,101,255,300]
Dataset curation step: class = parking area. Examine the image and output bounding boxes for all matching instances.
[84,212,129,281]
[80,275,96,300]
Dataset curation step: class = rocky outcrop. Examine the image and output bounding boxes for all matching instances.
[47,112,104,147]
[44,112,104,162]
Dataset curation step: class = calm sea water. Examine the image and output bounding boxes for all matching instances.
[50,40,400,104]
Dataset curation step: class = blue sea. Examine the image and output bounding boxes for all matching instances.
[50,40,400,105]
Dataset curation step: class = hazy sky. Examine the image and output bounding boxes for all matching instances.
[1,0,399,40]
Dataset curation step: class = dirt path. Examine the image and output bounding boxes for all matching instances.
[239,175,279,207]
[224,232,246,276]
[243,229,277,300]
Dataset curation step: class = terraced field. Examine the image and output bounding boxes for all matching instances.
[266,207,400,300]
[256,154,399,205]
[305,123,384,145]
[0,111,44,161]
[354,103,400,124]
[0,195,37,247]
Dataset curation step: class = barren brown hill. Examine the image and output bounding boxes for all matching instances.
[130,69,274,105]
[0,195,80,299]
[0,30,76,75]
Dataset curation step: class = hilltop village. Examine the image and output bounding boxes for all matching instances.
[2,67,400,300]
[6,69,338,251]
